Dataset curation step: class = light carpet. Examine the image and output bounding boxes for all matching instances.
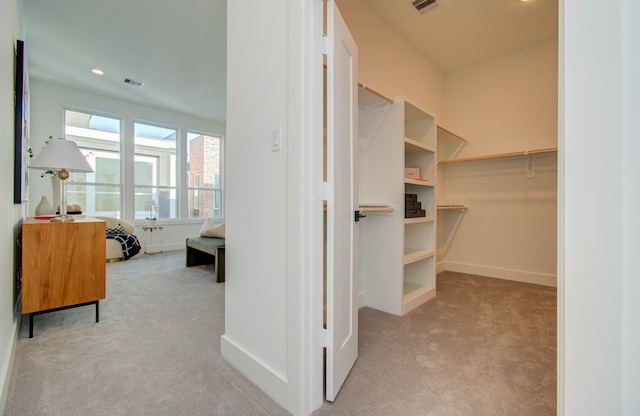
[4,251,288,416]
[313,272,556,416]
[4,252,556,415]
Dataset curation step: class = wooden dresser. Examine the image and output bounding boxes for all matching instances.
[22,217,106,337]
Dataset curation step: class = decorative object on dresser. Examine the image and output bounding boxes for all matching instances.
[28,137,93,222]
[34,196,54,215]
[28,136,63,209]
[21,217,106,337]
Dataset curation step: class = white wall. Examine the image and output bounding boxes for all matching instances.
[620,2,640,412]
[0,0,25,410]
[223,0,324,412]
[222,0,292,410]
[438,155,557,285]
[442,40,558,157]
[437,40,558,286]
[336,0,445,117]
[27,80,225,250]
[560,0,640,414]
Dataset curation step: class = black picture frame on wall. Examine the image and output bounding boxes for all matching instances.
[14,39,29,204]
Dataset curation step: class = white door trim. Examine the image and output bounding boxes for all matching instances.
[286,0,325,414]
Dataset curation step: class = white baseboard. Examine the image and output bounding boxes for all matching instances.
[0,317,19,413]
[441,261,557,287]
[143,243,184,253]
[220,334,288,409]
[163,243,184,252]
[436,261,446,275]
[358,290,367,309]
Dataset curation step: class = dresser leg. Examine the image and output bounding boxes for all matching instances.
[29,314,34,339]
[95,301,100,323]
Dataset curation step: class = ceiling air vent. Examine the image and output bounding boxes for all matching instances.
[411,0,441,15]
[123,78,144,87]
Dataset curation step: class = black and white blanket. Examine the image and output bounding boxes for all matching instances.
[106,233,141,260]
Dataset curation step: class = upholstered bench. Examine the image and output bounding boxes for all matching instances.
[185,237,225,282]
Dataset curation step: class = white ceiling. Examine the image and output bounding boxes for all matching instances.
[22,0,557,123]
[22,0,227,123]
[359,0,558,73]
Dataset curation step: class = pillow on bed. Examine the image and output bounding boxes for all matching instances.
[199,218,225,238]
[106,223,125,235]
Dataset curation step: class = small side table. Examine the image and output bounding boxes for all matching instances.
[142,226,164,254]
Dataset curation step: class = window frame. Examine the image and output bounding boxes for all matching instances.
[62,107,224,223]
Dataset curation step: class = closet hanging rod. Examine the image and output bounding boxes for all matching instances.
[439,147,558,165]
[437,125,469,143]
[359,206,395,213]
[357,82,394,104]
[437,204,469,211]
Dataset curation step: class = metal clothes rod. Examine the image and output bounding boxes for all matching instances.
[357,82,394,104]
[437,125,469,143]
[439,147,558,165]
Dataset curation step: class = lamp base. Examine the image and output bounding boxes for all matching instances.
[51,215,75,222]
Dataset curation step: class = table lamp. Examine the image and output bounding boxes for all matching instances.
[29,138,93,222]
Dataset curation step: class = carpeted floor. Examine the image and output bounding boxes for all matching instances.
[3,252,556,416]
[4,251,287,416]
[313,272,557,416]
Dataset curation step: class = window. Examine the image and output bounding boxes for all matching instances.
[194,174,200,210]
[65,110,122,216]
[134,122,177,219]
[63,109,223,221]
[187,132,223,219]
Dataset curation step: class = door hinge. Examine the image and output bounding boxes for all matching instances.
[321,181,331,201]
[322,34,329,55]
[321,328,328,348]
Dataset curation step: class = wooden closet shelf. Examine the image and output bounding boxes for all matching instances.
[437,125,469,143]
[439,147,557,165]
[357,82,394,104]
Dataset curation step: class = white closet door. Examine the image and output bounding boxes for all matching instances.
[325,0,359,402]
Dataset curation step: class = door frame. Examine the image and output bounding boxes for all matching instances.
[286,0,325,414]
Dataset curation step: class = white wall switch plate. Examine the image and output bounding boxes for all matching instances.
[271,127,282,152]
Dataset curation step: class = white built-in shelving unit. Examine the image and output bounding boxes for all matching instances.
[358,90,437,315]
[402,101,437,314]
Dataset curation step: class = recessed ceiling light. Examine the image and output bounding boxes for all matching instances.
[91,68,105,75]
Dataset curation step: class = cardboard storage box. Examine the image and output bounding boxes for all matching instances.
[404,167,420,180]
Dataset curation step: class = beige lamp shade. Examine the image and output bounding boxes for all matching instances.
[29,138,93,173]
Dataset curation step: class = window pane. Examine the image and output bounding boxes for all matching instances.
[188,189,221,218]
[67,183,121,216]
[187,132,222,219]
[134,122,177,219]
[65,110,121,216]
